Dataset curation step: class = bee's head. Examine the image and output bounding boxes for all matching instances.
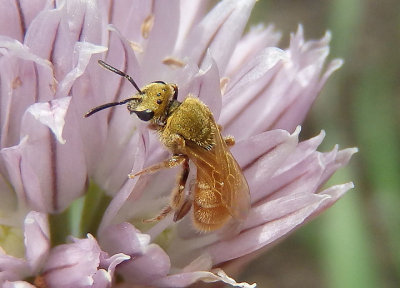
[84,60,178,123]
[127,82,178,122]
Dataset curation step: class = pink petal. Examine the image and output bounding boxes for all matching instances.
[97,127,147,232]
[188,52,222,118]
[178,0,256,72]
[319,147,358,184]
[226,24,282,77]
[99,223,151,256]
[1,137,46,211]
[3,281,37,288]
[80,27,144,193]
[175,0,207,49]
[263,145,357,201]
[277,130,326,172]
[271,29,343,131]
[262,151,335,201]
[207,182,354,265]
[23,4,63,59]
[221,26,340,137]
[0,37,52,66]
[56,42,107,98]
[44,0,105,81]
[91,270,110,288]
[0,37,55,148]
[154,268,256,288]
[23,211,49,274]
[100,252,130,276]
[219,47,287,138]
[238,127,300,203]
[92,253,130,288]
[140,0,181,83]
[0,252,30,284]
[118,244,170,285]
[245,193,331,230]
[99,222,170,285]
[18,98,87,212]
[43,235,101,288]
[108,1,151,43]
[313,183,354,211]
[26,97,70,144]
[0,1,25,41]
[231,128,298,168]
[18,0,51,31]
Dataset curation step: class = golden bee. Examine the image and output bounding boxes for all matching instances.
[85,60,250,232]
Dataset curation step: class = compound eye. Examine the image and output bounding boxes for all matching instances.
[134,109,154,121]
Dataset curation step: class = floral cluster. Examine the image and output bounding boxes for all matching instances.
[0,0,356,287]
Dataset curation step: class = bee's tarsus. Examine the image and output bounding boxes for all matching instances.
[143,205,172,223]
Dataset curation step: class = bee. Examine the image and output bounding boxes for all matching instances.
[85,60,250,232]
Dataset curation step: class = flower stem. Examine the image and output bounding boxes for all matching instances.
[79,181,111,237]
[49,209,72,246]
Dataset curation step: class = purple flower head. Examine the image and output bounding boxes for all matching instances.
[0,0,357,287]
[41,234,128,288]
[0,211,128,288]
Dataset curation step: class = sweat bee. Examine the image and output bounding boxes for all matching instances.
[85,60,250,232]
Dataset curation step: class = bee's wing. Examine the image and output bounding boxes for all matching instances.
[213,128,250,221]
[186,126,251,222]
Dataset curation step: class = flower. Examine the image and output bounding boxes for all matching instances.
[0,0,357,287]
[0,211,128,288]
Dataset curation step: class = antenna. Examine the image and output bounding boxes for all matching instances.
[98,60,143,94]
[84,97,138,118]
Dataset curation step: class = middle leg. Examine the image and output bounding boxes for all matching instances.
[143,154,191,223]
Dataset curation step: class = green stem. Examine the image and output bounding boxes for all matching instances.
[79,181,111,237]
[49,209,72,246]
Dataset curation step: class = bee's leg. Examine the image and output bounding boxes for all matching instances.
[142,154,190,223]
[128,154,187,178]
[223,135,235,147]
[217,124,235,147]
[171,155,192,222]
[143,206,173,223]
[174,198,192,222]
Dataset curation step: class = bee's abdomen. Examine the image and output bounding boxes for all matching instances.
[192,181,231,232]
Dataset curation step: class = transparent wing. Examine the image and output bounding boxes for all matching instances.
[185,125,250,222]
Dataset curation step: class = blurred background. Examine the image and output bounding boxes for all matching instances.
[230,0,400,287]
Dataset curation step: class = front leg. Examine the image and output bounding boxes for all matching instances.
[128,154,187,178]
